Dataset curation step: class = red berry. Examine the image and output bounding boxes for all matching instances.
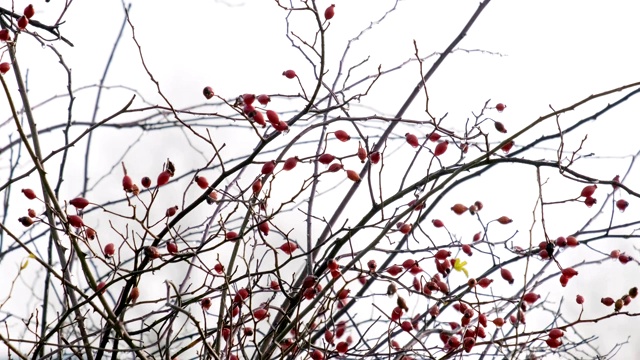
[258,221,269,236]
[367,259,377,271]
[270,280,280,291]
[253,308,269,321]
[462,244,473,256]
[612,175,620,190]
[478,278,493,288]
[501,140,514,153]
[252,179,262,194]
[200,297,212,310]
[334,130,350,142]
[546,337,562,348]
[283,70,296,79]
[463,337,475,353]
[497,216,513,224]
[226,231,239,241]
[386,265,403,277]
[327,259,339,271]
[283,157,299,171]
[18,216,33,227]
[195,176,209,189]
[324,329,334,344]
[561,267,578,279]
[584,196,597,207]
[331,269,341,279]
[252,110,266,127]
[496,103,506,112]
[257,94,270,106]
[338,288,350,300]
[580,184,597,198]
[494,122,507,133]
[409,264,422,275]
[203,86,214,99]
[324,4,335,20]
[130,287,139,303]
[68,215,84,228]
[96,281,106,294]
[104,243,115,257]
[549,328,564,339]
[428,132,441,142]
[214,263,224,274]
[243,104,256,118]
[0,62,10,74]
[601,297,615,306]
[408,199,425,211]
[357,143,367,163]
[478,313,488,327]
[266,110,279,124]
[242,93,255,106]
[302,275,316,289]
[559,274,569,287]
[451,204,468,215]
[346,169,360,182]
[145,246,161,259]
[402,259,416,269]
[405,133,419,147]
[369,151,381,164]
[318,153,335,164]
[610,249,620,258]
[122,175,134,192]
[0,29,10,41]
[309,349,324,360]
[434,249,451,260]
[261,160,276,175]
[399,223,412,234]
[473,232,482,242]
[166,205,178,217]
[27,208,36,218]
[69,197,89,209]
[328,163,343,172]
[555,236,567,247]
[501,268,514,284]
[401,321,412,332]
[447,336,461,348]
[23,4,35,19]
[523,292,540,304]
[434,141,448,156]
[17,16,28,30]
[432,219,444,228]
[566,235,579,247]
[616,199,629,212]
[167,242,178,254]
[619,253,631,264]
[85,227,96,240]
[336,341,348,354]
[493,317,505,327]
[275,119,288,132]
[157,170,171,187]
[576,294,585,304]
[141,176,151,188]
[22,188,36,200]
[279,241,298,254]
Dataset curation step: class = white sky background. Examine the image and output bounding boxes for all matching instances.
[2,0,640,359]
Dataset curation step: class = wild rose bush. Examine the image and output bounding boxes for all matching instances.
[1,1,639,359]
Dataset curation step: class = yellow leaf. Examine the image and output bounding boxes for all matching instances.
[453,258,469,278]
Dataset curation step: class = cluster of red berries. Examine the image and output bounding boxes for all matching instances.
[601,287,637,312]
[610,249,633,264]
[404,132,448,156]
